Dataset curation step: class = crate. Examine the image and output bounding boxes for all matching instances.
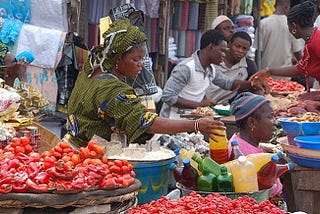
[281,165,320,213]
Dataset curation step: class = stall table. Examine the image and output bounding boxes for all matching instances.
[281,165,320,213]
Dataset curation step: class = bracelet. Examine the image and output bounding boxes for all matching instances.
[194,119,200,133]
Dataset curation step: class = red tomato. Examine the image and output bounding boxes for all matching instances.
[10,137,21,147]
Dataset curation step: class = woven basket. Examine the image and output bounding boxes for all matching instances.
[0,179,141,209]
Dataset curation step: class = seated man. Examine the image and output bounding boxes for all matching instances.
[160,30,267,119]
[206,31,258,104]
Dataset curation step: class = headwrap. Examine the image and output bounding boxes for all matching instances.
[211,15,233,30]
[230,92,270,122]
[89,18,147,74]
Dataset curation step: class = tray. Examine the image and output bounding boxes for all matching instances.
[0,179,141,209]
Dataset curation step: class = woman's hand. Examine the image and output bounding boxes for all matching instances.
[197,117,226,135]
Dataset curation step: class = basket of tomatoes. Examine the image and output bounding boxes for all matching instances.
[0,137,141,209]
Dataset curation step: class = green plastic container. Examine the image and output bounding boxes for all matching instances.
[131,157,175,204]
[176,182,271,203]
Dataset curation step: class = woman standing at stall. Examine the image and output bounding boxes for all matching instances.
[64,19,227,148]
[250,1,320,91]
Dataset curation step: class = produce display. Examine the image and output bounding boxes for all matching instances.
[0,137,135,194]
[266,77,304,93]
[127,191,285,214]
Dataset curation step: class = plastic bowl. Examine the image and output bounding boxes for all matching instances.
[278,118,320,136]
[176,183,271,203]
[213,104,231,116]
[287,152,320,169]
[294,136,320,150]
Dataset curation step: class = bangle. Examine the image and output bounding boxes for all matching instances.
[194,119,200,133]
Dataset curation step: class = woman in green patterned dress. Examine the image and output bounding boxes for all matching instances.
[65,19,227,148]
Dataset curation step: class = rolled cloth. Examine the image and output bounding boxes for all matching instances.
[211,15,233,29]
[230,92,270,121]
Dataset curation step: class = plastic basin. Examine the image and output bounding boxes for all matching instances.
[294,136,320,150]
[131,157,175,204]
[287,152,320,169]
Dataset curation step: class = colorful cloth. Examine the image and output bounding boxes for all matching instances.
[66,63,157,147]
[0,18,24,45]
[229,133,282,197]
[0,0,31,23]
[296,28,320,83]
[0,40,8,65]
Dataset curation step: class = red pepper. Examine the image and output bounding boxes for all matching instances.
[47,167,75,180]
[34,172,50,184]
[26,178,48,193]
[27,162,39,179]
[14,153,31,164]
[0,184,12,194]
[12,184,28,193]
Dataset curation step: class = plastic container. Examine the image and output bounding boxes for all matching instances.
[229,140,244,161]
[191,153,221,176]
[176,182,272,203]
[179,159,198,190]
[294,136,320,150]
[197,166,218,192]
[276,162,294,178]
[217,166,234,192]
[222,152,284,173]
[232,156,259,193]
[131,157,175,204]
[257,154,279,190]
[173,148,183,166]
[170,162,183,182]
[180,148,201,175]
[286,152,320,169]
[209,115,229,164]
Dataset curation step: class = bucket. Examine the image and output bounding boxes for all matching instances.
[131,157,175,204]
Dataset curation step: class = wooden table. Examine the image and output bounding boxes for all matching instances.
[281,165,320,213]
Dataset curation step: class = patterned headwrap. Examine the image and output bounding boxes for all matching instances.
[230,92,270,122]
[211,15,233,30]
[89,18,147,74]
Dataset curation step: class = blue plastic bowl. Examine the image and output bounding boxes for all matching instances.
[287,152,320,169]
[278,118,302,136]
[278,118,320,136]
[294,136,320,150]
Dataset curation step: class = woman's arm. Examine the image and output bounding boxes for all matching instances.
[249,65,300,81]
[146,117,226,136]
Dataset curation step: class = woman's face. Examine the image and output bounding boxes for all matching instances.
[251,103,277,142]
[118,45,145,77]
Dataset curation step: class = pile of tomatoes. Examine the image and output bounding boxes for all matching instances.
[266,77,305,92]
[0,137,136,194]
[128,191,285,214]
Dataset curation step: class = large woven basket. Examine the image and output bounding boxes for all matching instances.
[0,179,141,209]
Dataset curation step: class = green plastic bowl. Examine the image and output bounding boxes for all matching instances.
[176,183,271,203]
[213,104,231,116]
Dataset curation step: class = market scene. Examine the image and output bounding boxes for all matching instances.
[0,0,320,213]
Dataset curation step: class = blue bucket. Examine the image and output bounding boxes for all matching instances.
[131,157,175,204]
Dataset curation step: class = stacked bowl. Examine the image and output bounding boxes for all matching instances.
[278,117,320,168]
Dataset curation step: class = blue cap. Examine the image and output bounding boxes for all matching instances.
[182,158,190,166]
[276,151,284,159]
[271,154,279,162]
[174,148,180,155]
[231,141,238,146]
[287,162,294,170]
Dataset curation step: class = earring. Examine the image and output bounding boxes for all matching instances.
[251,127,254,132]
[115,63,119,71]
[292,29,296,34]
